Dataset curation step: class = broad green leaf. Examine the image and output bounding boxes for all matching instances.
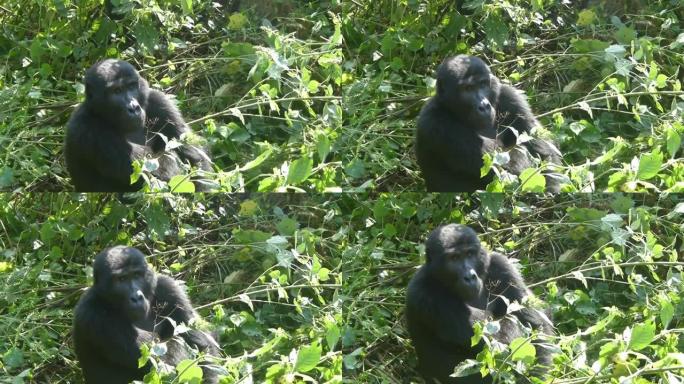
[665,127,681,158]
[637,151,663,180]
[239,200,259,216]
[660,298,674,328]
[325,321,341,350]
[628,321,655,351]
[577,9,596,26]
[276,217,298,236]
[294,342,321,373]
[510,337,536,363]
[180,0,193,15]
[316,132,331,163]
[519,168,546,192]
[168,175,195,193]
[481,153,493,177]
[240,148,272,171]
[287,157,313,185]
[176,359,203,382]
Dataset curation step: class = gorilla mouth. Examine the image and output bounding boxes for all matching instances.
[455,280,482,301]
[125,111,146,131]
[472,110,496,130]
[126,301,149,321]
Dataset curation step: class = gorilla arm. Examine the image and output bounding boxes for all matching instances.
[154,275,220,355]
[495,84,540,148]
[144,90,213,172]
[485,253,553,333]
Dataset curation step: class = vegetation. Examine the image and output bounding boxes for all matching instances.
[343,0,684,192]
[1,0,684,383]
[1,1,682,191]
[0,194,342,382]
[344,193,684,383]
[0,0,343,192]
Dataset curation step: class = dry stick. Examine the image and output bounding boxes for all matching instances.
[538,90,684,118]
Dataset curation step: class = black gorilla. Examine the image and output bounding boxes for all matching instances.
[73,246,219,383]
[415,55,562,192]
[65,59,213,192]
[405,224,553,384]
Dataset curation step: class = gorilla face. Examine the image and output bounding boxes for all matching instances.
[84,59,150,132]
[93,246,157,321]
[436,55,500,131]
[425,224,490,301]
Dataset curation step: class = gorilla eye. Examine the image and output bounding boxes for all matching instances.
[116,275,126,283]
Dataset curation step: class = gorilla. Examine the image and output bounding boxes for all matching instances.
[405,224,553,384]
[73,246,220,383]
[64,59,213,192]
[415,55,562,193]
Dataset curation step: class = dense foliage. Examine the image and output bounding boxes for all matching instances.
[343,0,684,192]
[0,194,342,382]
[0,0,343,192]
[343,193,684,383]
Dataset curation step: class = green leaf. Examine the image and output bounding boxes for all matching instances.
[660,298,674,328]
[480,153,493,178]
[138,344,150,369]
[325,321,341,350]
[0,167,14,188]
[286,157,313,185]
[636,151,663,180]
[232,229,271,243]
[240,148,273,171]
[276,217,298,236]
[344,159,366,179]
[294,342,322,373]
[316,132,331,163]
[665,127,681,158]
[3,347,24,369]
[180,0,193,15]
[168,175,195,193]
[519,168,546,192]
[239,200,259,216]
[307,80,320,93]
[614,26,636,44]
[628,321,655,351]
[509,337,536,363]
[577,9,596,26]
[176,359,203,383]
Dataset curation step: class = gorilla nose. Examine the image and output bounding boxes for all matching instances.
[127,101,142,116]
[463,269,478,284]
[130,289,144,304]
[477,100,491,114]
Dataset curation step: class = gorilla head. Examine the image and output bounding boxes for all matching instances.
[92,246,156,321]
[435,55,501,131]
[425,224,490,301]
[84,60,149,133]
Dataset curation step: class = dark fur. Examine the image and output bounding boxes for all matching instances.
[73,246,219,384]
[405,224,553,384]
[415,55,562,192]
[65,59,212,192]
